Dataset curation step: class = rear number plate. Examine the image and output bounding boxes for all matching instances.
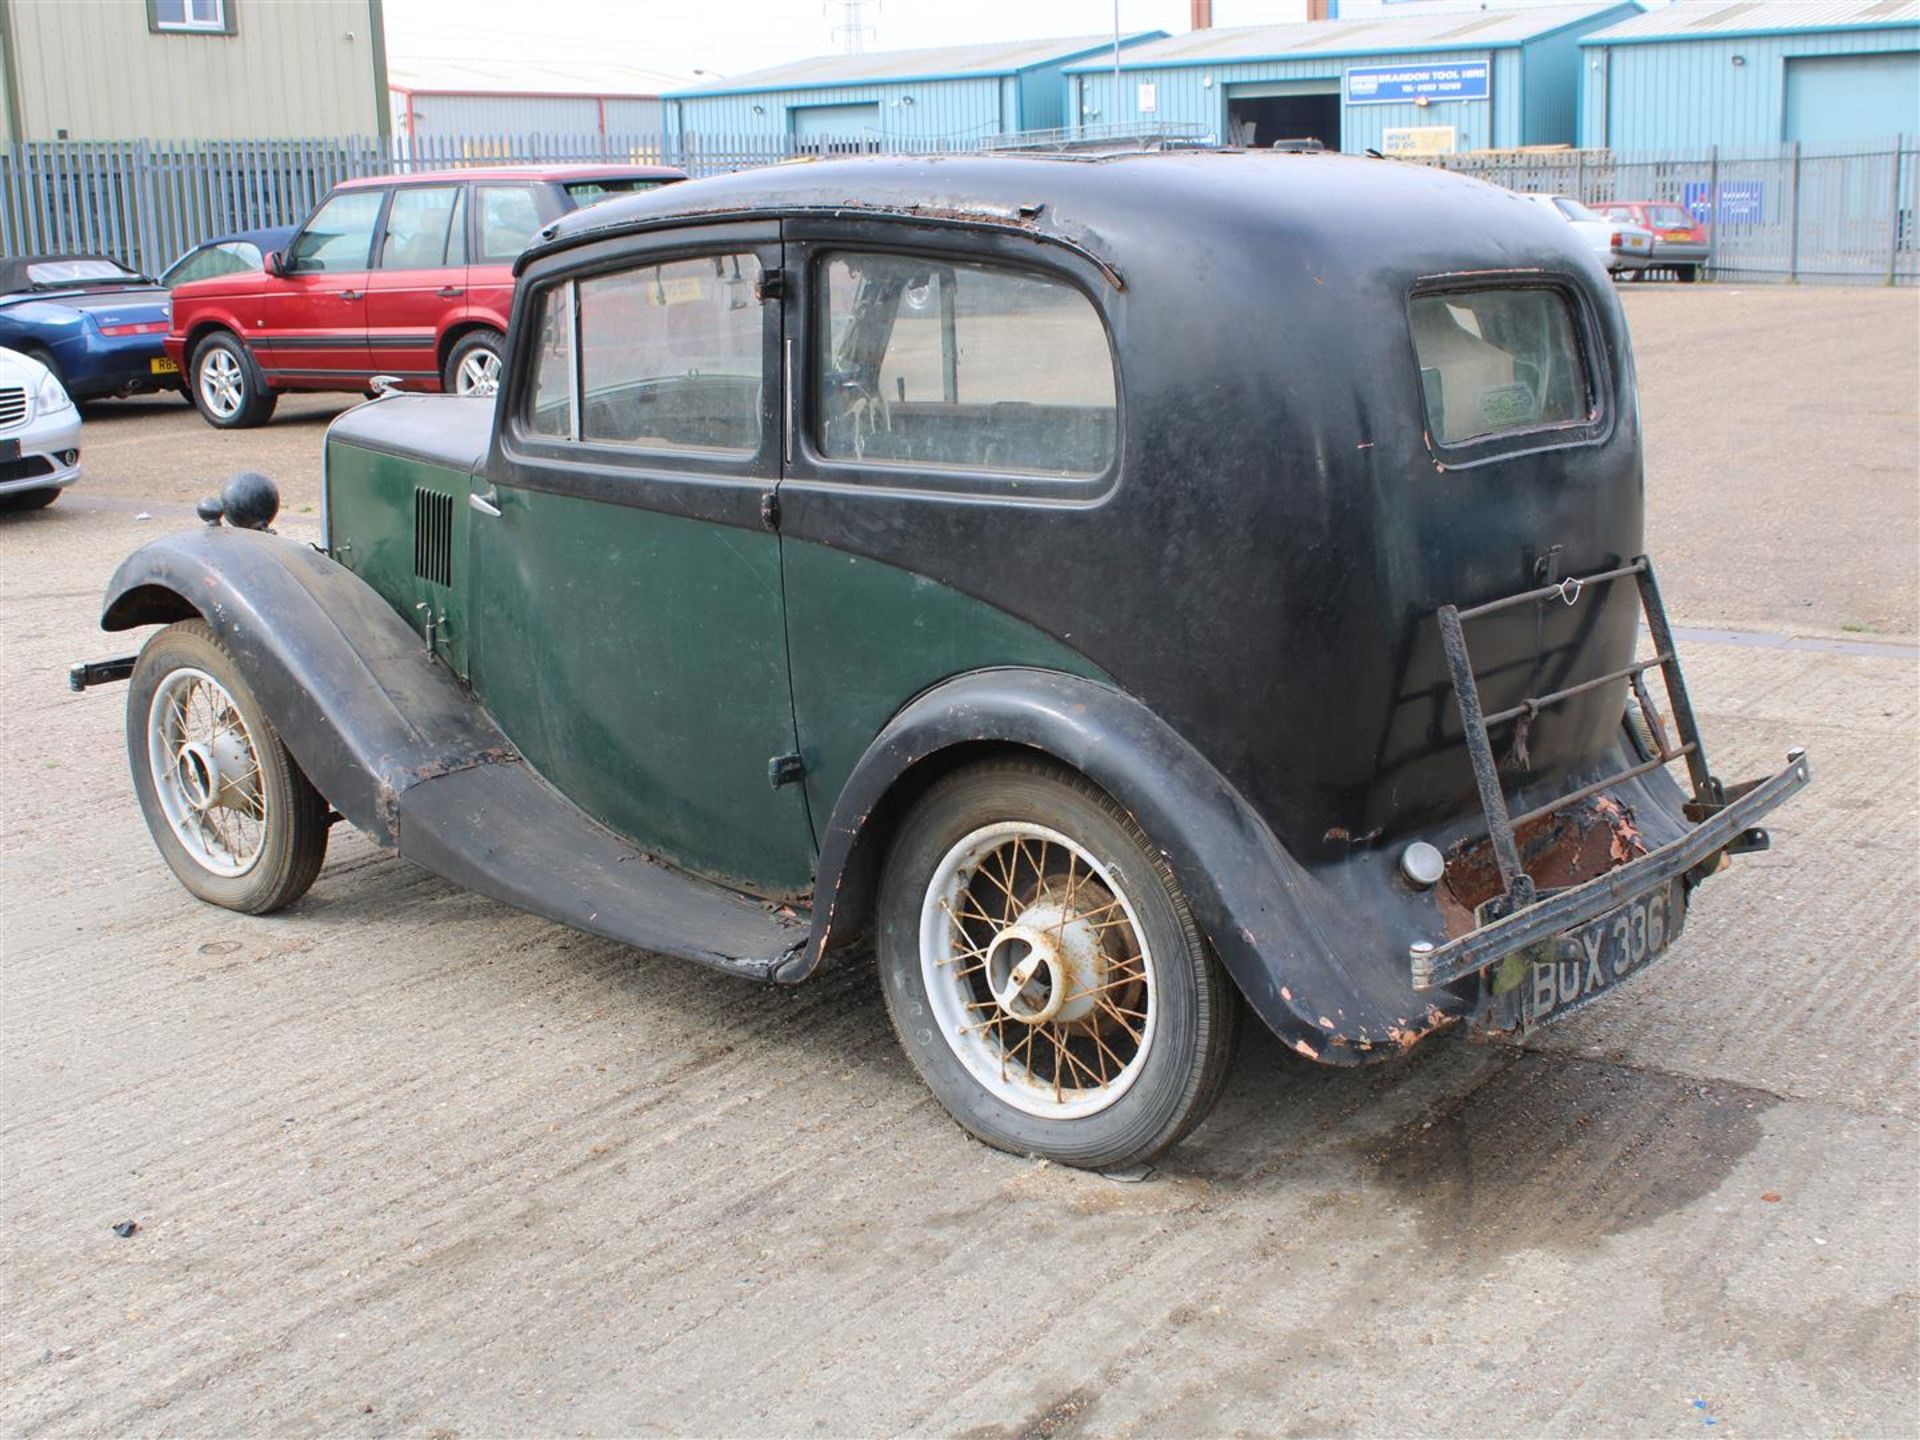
[150,357,179,375]
[1488,879,1686,1029]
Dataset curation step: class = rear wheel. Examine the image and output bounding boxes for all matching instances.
[877,758,1238,1170]
[444,329,504,397]
[191,331,277,429]
[127,620,328,913]
[0,487,60,511]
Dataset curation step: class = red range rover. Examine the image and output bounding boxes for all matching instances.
[167,163,685,427]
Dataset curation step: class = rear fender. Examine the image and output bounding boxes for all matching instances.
[102,527,510,845]
[786,668,1369,1059]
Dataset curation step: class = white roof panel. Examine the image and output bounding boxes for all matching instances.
[669,33,1164,98]
[1584,1,1918,43]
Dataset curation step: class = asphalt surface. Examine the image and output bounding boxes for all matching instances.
[3,286,1916,1437]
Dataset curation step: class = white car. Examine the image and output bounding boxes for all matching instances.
[0,346,81,510]
[1522,193,1654,277]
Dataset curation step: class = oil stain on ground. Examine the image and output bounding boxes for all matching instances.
[1370,1050,1776,1256]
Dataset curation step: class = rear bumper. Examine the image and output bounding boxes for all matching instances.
[1413,750,1810,991]
[1652,242,1710,265]
[59,331,175,398]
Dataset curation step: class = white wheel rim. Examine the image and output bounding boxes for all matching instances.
[455,349,500,397]
[198,348,244,418]
[147,667,268,877]
[919,822,1158,1120]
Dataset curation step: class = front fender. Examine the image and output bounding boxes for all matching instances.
[102,526,510,845]
[785,668,1408,1061]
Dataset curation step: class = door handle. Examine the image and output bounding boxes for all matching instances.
[437,286,464,298]
[341,289,363,301]
[469,490,502,518]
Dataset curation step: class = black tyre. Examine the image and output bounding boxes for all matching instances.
[878,757,1239,1170]
[127,619,328,914]
[190,331,278,429]
[443,329,504,397]
[0,486,60,511]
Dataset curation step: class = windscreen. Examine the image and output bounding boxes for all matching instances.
[1410,289,1592,446]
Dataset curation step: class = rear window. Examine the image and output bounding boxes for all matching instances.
[1410,288,1593,446]
[1646,203,1693,228]
[26,258,139,286]
[563,179,674,208]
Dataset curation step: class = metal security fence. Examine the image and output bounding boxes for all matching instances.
[1426,138,1919,285]
[7,130,1914,285]
[0,131,888,277]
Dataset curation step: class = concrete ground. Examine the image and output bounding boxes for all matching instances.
[2,286,1915,1437]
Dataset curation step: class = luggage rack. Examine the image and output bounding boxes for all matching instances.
[1413,554,1810,991]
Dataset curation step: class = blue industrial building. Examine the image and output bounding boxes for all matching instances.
[664,34,1165,151]
[1058,3,1643,155]
[1580,1,1920,151]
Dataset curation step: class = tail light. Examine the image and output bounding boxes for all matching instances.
[98,321,168,337]
[1609,232,1625,248]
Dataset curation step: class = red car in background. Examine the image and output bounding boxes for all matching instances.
[167,163,685,427]
[1596,201,1710,282]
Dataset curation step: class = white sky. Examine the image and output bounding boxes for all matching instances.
[381,0,1314,87]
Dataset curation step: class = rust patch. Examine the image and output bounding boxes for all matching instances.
[1437,796,1651,937]
[1292,1038,1319,1059]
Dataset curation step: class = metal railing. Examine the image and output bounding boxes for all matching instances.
[1424,137,1918,285]
[5,130,1914,285]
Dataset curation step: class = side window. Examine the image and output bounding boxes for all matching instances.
[475,186,544,264]
[165,243,251,287]
[378,185,462,269]
[526,283,577,440]
[1409,288,1593,446]
[445,187,468,266]
[576,254,764,453]
[288,190,384,272]
[814,251,1116,476]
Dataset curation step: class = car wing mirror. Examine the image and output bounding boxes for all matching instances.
[264,250,287,277]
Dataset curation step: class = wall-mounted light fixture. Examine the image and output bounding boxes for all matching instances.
[1202,75,1214,89]
[1731,54,1747,67]
[752,103,766,114]
[900,94,916,105]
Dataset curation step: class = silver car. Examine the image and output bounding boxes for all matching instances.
[0,346,81,510]
[1522,193,1654,277]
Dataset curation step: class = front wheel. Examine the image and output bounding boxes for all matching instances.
[443,330,504,398]
[192,332,277,429]
[878,758,1238,1170]
[127,620,328,913]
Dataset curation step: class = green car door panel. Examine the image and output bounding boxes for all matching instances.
[464,482,815,900]
[779,539,1107,835]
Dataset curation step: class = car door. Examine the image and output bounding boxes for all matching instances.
[464,222,815,900]
[464,182,559,328]
[365,182,467,387]
[259,187,381,383]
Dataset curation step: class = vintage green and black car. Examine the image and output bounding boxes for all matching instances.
[79,152,1809,1169]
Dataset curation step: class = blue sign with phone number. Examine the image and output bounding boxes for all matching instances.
[1345,61,1490,105]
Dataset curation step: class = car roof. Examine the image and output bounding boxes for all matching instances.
[334,163,687,191]
[0,253,148,295]
[527,148,1591,279]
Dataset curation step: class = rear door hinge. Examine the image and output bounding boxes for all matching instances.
[756,268,786,302]
[760,490,780,531]
[767,752,805,789]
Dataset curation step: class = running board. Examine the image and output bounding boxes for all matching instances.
[396,761,810,982]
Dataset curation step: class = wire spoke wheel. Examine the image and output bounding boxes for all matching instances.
[920,821,1157,1120]
[146,666,268,878]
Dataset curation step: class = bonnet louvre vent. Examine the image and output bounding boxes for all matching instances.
[414,488,454,587]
